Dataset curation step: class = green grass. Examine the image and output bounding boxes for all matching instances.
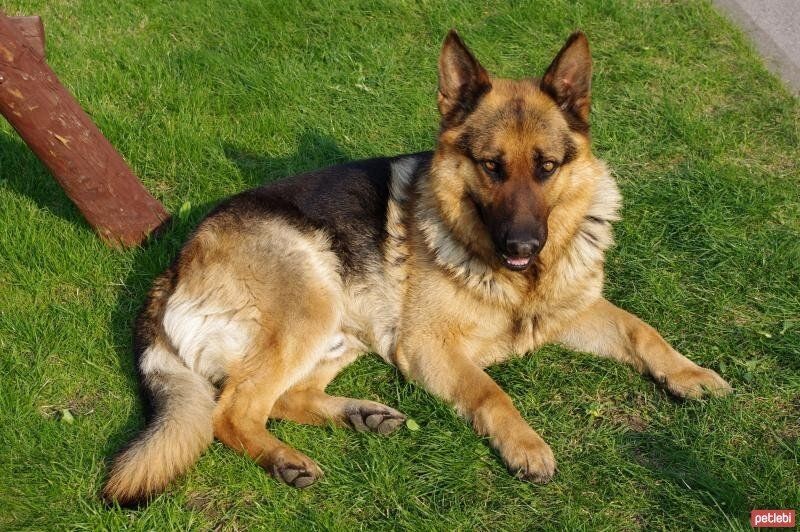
[1,0,798,529]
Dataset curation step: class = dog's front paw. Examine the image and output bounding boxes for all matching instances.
[663,365,732,399]
[497,430,556,484]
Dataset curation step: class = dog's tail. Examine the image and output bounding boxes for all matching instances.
[103,270,216,506]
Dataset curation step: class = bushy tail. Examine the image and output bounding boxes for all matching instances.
[103,340,216,506]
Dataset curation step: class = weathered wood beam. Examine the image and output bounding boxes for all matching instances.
[9,16,45,57]
[0,12,169,247]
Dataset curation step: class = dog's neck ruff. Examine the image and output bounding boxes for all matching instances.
[415,178,515,303]
[413,159,621,307]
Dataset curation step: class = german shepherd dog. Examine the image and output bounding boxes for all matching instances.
[103,30,731,505]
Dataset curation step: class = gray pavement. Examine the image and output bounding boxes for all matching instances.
[713,0,800,96]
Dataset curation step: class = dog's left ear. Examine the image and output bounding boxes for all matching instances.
[438,30,491,127]
[541,32,592,121]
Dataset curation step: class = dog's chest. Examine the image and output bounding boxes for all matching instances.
[341,269,403,359]
[472,283,595,367]
[505,302,561,356]
[508,311,542,354]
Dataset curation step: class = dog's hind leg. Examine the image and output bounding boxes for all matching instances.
[208,223,352,488]
[272,356,407,435]
[213,360,322,488]
[212,317,337,488]
[273,389,407,435]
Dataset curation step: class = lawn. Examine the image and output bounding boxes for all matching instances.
[1,0,798,529]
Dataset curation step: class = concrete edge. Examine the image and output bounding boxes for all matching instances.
[712,0,800,96]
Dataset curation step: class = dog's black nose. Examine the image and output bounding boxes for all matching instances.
[506,238,541,257]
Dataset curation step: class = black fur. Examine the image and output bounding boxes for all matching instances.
[209,152,433,278]
[132,265,178,421]
[585,215,609,225]
[562,135,578,165]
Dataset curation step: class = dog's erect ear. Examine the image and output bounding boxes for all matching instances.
[438,30,491,126]
[541,31,592,121]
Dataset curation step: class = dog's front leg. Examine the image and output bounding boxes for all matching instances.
[558,298,731,398]
[396,335,556,483]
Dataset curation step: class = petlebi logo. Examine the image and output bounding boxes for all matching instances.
[750,510,795,528]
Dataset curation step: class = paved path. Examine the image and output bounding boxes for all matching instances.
[713,0,800,96]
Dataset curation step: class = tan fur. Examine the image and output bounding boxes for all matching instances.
[102,337,217,503]
[104,31,731,504]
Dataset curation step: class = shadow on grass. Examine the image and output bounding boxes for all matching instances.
[624,430,750,526]
[100,131,351,498]
[0,131,86,225]
[224,130,349,188]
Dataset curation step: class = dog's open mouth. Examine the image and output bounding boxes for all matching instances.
[502,255,533,271]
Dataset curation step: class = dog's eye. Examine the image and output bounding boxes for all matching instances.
[537,160,559,179]
[480,160,503,179]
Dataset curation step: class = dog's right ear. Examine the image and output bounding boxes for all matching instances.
[438,30,491,127]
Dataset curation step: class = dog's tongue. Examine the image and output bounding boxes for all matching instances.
[505,256,531,268]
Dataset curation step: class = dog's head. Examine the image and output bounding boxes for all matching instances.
[432,30,594,272]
